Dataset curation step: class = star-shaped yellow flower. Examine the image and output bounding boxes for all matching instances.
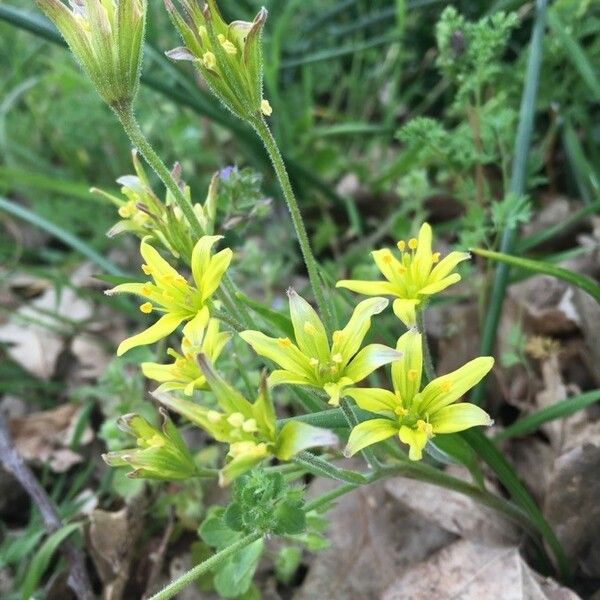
[240,290,402,406]
[336,222,469,326]
[345,329,493,460]
[105,235,232,355]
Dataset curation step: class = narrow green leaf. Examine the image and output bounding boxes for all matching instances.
[235,292,294,338]
[472,247,600,305]
[293,451,367,484]
[495,390,600,442]
[20,523,81,600]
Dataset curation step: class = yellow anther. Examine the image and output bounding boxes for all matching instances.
[417,420,433,436]
[332,353,343,364]
[218,34,237,54]
[397,240,406,252]
[408,238,418,250]
[229,441,256,458]
[432,252,441,263]
[184,352,194,362]
[278,337,292,348]
[202,51,216,69]
[441,380,452,393]
[227,412,245,428]
[398,265,407,274]
[382,253,393,265]
[407,369,418,381]
[394,406,408,417]
[148,434,165,448]
[140,302,153,314]
[242,418,258,433]
[141,284,152,295]
[332,331,344,345]
[261,99,273,116]
[141,264,152,275]
[304,321,317,335]
[175,358,186,368]
[309,357,319,367]
[118,203,134,218]
[207,410,222,423]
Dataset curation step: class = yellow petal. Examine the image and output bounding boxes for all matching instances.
[239,330,313,378]
[275,422,338,461]
[181,306,210,347]
[332,297,388,363]
[428,251,470,283]
[419,273,461,295]
[372,249,404,285]
[392,298,419,327]
[191,235,224,290]
[336,279,398,296]
[141,361,177,383]
[344,343,403,383]
[287,289,330,361]
[430,402,493,433]
[346,419,397,456]
[392,329,422,406]
[267,369,312,388]
[414,222,433,269]
[344,387,398,415]
[201,247,233,302]
[398,425,428,460]
[117,313,185,356]
[418,357,494,414]
[140,239,183,283]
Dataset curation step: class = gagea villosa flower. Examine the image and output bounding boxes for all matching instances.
[345,328,494,460]
[337,222,469,327]
[105,235,232,355]
[240,289,402,406]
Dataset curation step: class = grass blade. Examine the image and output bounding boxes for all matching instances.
[495,389,600,442]
[0,196,124,276]
[472,247,600,305]
[473,0,548,405]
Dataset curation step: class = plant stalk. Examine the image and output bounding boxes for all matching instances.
[148,531,262,600]
[250,115,332,330]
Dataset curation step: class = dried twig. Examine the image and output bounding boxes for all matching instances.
[0,414,95,600]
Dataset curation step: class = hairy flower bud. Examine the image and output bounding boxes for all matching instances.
[37,0,147,109]
[165,0,268,121]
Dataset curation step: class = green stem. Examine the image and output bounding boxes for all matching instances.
[416,310,435,381]
[148,531,262,600]
[114,106,204,240]
[250,115,332,331]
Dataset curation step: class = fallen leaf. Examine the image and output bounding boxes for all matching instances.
[9,404,93,472]
[295,475,454,600]
[382,539,580,600]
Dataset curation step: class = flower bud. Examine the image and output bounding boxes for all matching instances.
[36,0,147,109]
[102,408,198,480]
[165,0,268,121]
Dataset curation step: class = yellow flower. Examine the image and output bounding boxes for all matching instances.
[240,290,402,406]
[345,329,493,460]
[336,222,469,326]
[105,236,232,355]
[141,309,231,396]
[155,357,337,485]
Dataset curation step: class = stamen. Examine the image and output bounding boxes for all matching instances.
[242,418,258,433]
[207,410,222,423]
[227,412,245,428]
[398,265,407,274]
[261,99,273,116]
[432,252,441,263]
[118,203,134,218]
[141,284,152,295]
[202,51,216,69]
[331,353,343,364]
[394,406,408,417]
[278,337,292,348]
[141,264,152,275]
[408,238,418,250]
[382,253,393,265]
[309,357,319,367]
[397,240,406,252]
[217,34,237,54]
[417,419,433,436]
[140,302,153,314]
[148,434,165,448]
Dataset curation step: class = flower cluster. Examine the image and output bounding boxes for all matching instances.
[37,0,146,108]
[165,0,270,120]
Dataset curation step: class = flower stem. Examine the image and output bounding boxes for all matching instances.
[416,310,436,381]
[114,106,255,329]
[250,115,332,331]
[148,531,262,600]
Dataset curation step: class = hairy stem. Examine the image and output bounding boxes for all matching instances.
[148,531,262,600]
[250,115,332,330]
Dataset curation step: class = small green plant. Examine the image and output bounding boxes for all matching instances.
[25,1,586,598]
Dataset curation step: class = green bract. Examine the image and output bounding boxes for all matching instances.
[165,0,269,120]
[36,0,146,107]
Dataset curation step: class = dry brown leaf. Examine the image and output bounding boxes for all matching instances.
[382,539,580,600]
[9,404,93,472]
[295,477,454,600]
[544,444,600,578]
[385,470,520,545]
